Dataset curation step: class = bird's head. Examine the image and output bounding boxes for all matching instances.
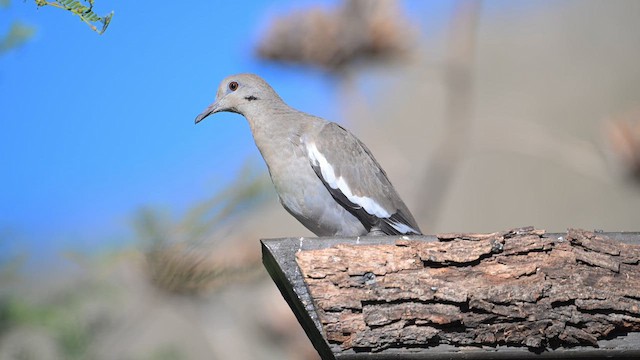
[194,73,281,124]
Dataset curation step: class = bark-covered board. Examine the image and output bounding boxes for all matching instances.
[264,228,640,359]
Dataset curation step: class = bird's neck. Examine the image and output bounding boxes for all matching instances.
[243,102,319,171]
[245,102,305,143]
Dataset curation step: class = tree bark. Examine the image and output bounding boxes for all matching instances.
[295,228,640,353]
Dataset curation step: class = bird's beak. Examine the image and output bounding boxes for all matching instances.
[194,101,220,124]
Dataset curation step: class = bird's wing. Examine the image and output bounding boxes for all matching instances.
[305,122,421,235]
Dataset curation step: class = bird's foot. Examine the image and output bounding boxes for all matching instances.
[367,227,386,236]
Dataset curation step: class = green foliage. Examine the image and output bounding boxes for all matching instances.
[0,296,90,359]
[142,345,185,360]
[0,239,118,359]
[35,0,113,35]
[0,21,36,53]
[0,1,35,54]
[0,233,27,300]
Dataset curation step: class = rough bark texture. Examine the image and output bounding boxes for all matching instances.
[295,228,640,352]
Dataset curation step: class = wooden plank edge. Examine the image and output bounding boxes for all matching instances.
[261,238,335,360]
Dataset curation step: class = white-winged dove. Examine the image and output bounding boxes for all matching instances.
[195,74,421,236]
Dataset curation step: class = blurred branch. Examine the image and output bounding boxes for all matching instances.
[135,161,271,295]
[477,120,611,184]
[35,0,113,35]
[178,164,272,242]
[256,0,413,74]
[134,163,271,249]
[0,21,36,54]
[144,242,264,295]
[417,0,482,228]
[605,108,640,184]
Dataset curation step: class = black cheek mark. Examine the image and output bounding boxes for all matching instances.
[244,95,258,101]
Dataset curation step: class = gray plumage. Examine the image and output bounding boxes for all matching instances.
[195,73,421,236]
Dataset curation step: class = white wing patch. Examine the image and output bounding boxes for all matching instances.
[307,142,390,218]
[388,219,419,235]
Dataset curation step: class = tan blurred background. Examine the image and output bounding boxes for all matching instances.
[2,0,640,359]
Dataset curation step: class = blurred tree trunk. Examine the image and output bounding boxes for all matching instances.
[417,0,482,228]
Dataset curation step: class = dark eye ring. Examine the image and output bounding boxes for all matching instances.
[228,81,238,91]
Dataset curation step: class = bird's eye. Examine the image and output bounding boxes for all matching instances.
[228,81,239,91]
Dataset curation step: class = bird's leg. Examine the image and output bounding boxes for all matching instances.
[367,227,386,236]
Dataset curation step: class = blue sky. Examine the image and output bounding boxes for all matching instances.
[0,1,458,260]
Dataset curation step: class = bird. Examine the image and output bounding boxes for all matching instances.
[195,73,421,237]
